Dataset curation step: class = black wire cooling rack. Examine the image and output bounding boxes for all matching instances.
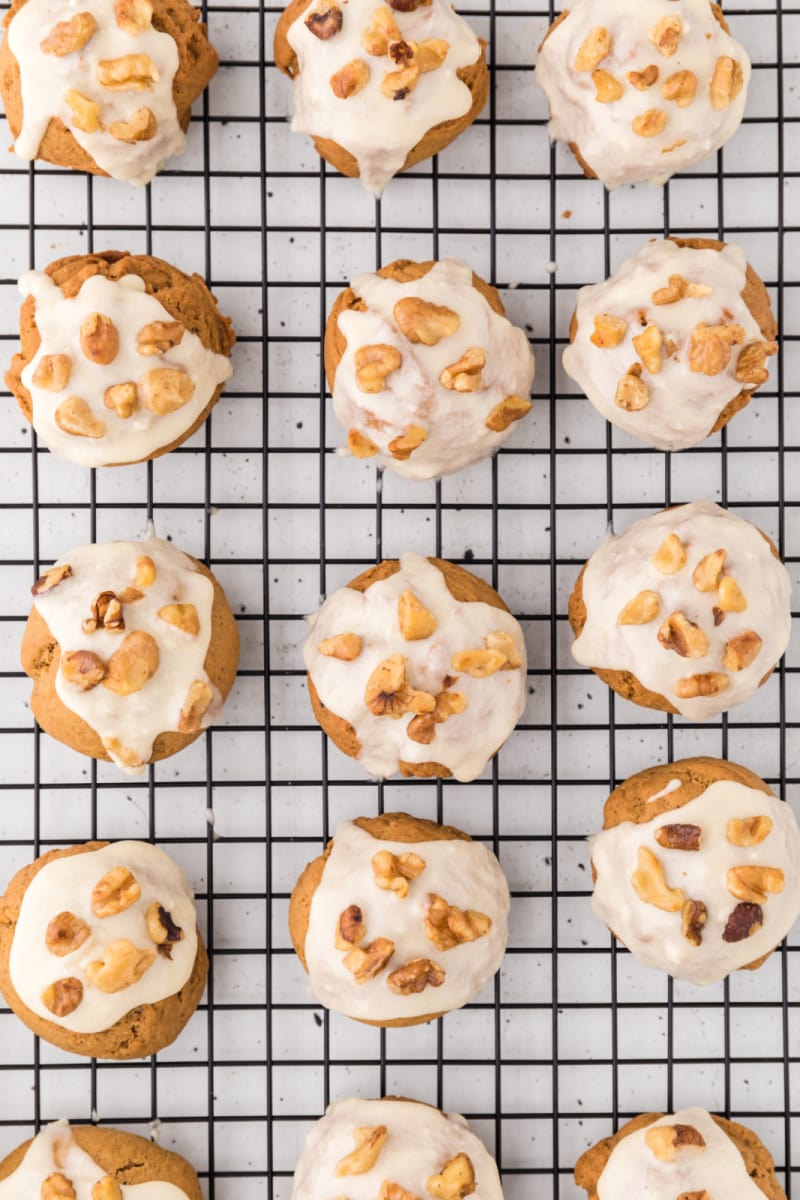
[0,1,798,1198]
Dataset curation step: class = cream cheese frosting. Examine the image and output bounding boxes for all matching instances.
[303,819,510,1020]
[285,0,481,194]
[303,552,527,781]
[596,1107,766,1199]
[0,1122,191,1200]
[291,1097,504,1200]
[535,0,751,189]
[334,258,535,480]
[8,841,199,1034]
[7,0,187,185]
[591,780,800,985]
[571,500,792,720]
[31,535,224,773]
[18,270,232,468]
[563,240,774,451]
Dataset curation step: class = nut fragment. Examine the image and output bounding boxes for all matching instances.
[485,629,521,668]
[657,611,709,659]
[681,899,707,947]
[80,313,119,366]
[61,650,106,691]
[416,39,448,72]
[82,590,125,634]
[628,65,659,90]
[662,69,697,107]
[689,322,746,375]
[644,1123,705,1162]
[85,939,157,993]
[590,314,627,348]
[178,679,214,733]
[424,893,491,950]
[135,556,156,587]
[633,324,663,375]
[614,366,649,411]
[354,343,402,393]
[710,56,744,110]
[398,590,436,640]
[632,109,668,138]
[451,648,507,677]
[652,274,712,305]
[653,533,686,574]
[427,1153,476,1199]
[41,980,83,1020]
[102,738,145,770]
[145,901,184,955]
[103,630,160,696]
[364,654,436,718]
[335,904,366,950]
[330,58,370,98]
[717,575,747,613]
[305,0,343,39]
[92,866,141,917]
[388,425,427,460]
[32,564,72,595]
[115,0,153,33]
[381,63,420,100]
[41,13,97,55]
[158,603,200,637]
[727,865,784,904]
[109,108,157,142]
[727,815,773,847]
[33,355,71,392]
[379,1185,419,1200]
[723,631,763,671]
[692,548,726,592]
[372,849,426,898]
[97,53,160,90]
[485,394,532,432]
[655,823,702,852]
[140,367,196,414]
[318,633,362,660]
[649,15,682,56]
[342,937,395,983]
[104,383,139,419]
[136,321,185,356]
[347,429,378,458]
[362,5,400,54]
[45,912,91,957]
[55,396,106,439]
[42,1174,76,1200]
[92,1177,123,1200]
[387,956,445,995]
[65,90,101,134]
[631,846,684,912]
[722,901,763,942]
[335,1125,388,1177]
[674,672,729,700]
[573,26,610,72]
[592,68,623,103]
[439,347,486,392]
[407,688,467,744]
[393,297,460,345]
[618,590,660,626]
[736,340,778,386]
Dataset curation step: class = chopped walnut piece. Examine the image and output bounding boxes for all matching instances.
[118,587,144,604]
[427,1153,476,1199]
[424,893,491,950]
[82,590,125,634]
[689,322,746,375]
[388,425,426,460]
[451,648,507,677]
[354,343,402,393]
[137,321,185,355]
[381,62,420,100]
[61,650,106,691]
[115,0,153,33]
[439,347,486,392]
[336,1125,388,1177]
[649,14,682,56]
[372,849,426,898]
[92,866,141,918]
[104,383,139,419]
[692,548,726,592]
[485,629,521,668]
[590,313,627,348]
[387,0,431,10]
[631,846,684,912]
[633,324,663,374]
[379,1184,420,1200]
[145,901,184,954]
[362,6,401,55]
[65,90,102,134]
[33,354,71,392]
[42,1174,77,1200]
[653,533,686,574]
[55,396,106,439]
[46,912,91,957]
[573,26,610,72]
[655,823,702,851]
[407,688,467,744]
[632,109,668,138]
[398,589,436,640]
[618,590,660,626]
[318,633,362,660]
[41,980,83,1020]
[102,737,145,770]
[342,937,395,983]
[178,679,214,733]
[628,65,659,90]
[723,631,763,671]
[135,556,156,587]
[364,654,436,718]
[331,58,371,98]
[103,630,159,696]
[92,1177,123,1200]
[722,901,763,942]
[41,13,97,55]
[615,366,649,411]
[305,0,343,39]
[652,274,712,305]
[158,603,200,637]
[109,108,157,142]
[485,394,532,432]
[674,672,729,700]
[727,815,773,847]
[717,575,747,613]
[347,429,378,458]
[416,39,448,72]
[393,296,460,345]
[710,56,744,110]
[662,69,697,107]
[736,340,778,385]
[592,68,623,103]
[141,367,195,414]
[85,939,156,993]
[335,904,366,950]
[681,899,708,947]
[32,564,72,596]
[657,611,709,659]
[727,865,784,904]
[97,53,159,90]
[387,956,445,995]
[645,1123,705,1163]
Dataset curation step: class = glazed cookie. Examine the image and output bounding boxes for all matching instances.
[292,1096,504,1199]
[274,0,488,193]
[0,1120,203,1200]
[5,251,235,469]
[575,1107,784,1200]
[290,813,510,1026]
[536,0,751,189]
[590,757,800,985]
[563,238,778,451]
[0,840,207,1058]
[303,552,527,780]
[325,257,535,480]
[21,533,239,773]
[569,500,791,718]
[0,0,219,184]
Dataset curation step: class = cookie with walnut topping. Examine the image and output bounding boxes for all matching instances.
[0,840,208,1059]
[325,257,535,480]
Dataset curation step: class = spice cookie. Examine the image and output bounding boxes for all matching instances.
[0,840,206,1059]
[274,0,488,194]
[290,813,510,1026]
[569,500,791,719]
[575,1107,784,1200]
[325,257,535,480]
[303,552,527,780]
[590,757,800,985]
[535,0,751,189]
[292,1096,504,1199]
[21,533,239,773]
[0,1120,203,1200]
[563,238,777,451]
[0,0,219,184]
[5,251,235,469]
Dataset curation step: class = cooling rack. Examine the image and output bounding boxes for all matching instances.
[0,0,798,1197]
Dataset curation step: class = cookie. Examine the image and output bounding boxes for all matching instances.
[5,251,235,468]
[569,500,791,718]
[325,257,535,480]
[289,812,510,1027]
[0,0,219,184]
[291,1096,504,1199]
[590,757,800,984]
[303,552,527,780]
[0,840,207,1059]
[0,1120,203,1199]
[21,533,239,773]
[274,0,488,193]
[536,1,750,189]
[563,237,777,451]
[575,1107,784,1200]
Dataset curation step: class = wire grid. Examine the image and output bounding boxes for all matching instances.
[0,0,799,1197]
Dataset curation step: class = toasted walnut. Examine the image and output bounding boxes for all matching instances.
[653,533,686,574]
[92,1177,123,1200]
[398,590,436,640]
[727,865,784,904]
[674,672,729,700]
[379,1184,419,1200]
[135,556,156,587]
[689,322,746,375]
[61,650,106,691]
[723,631,763,671]
[83,590,125,634]
[736,340,778,385]
[136,321,184,356]
[372,849,425,898]
[590,314,627,348]
[86,939,156,993]
[574,26,610,72]
[652,274,712,305]
[362,5,400,54]
[46,911,91,957]
[178,679,214,733]
[662,69,697,108]
[717,575,747,613]
[318,633,362,660]
[115,0,153,33]
[407,688,467,744]
[104,383,139,419]
[485,629,521,668]
[80,313,119,366]
[335,1126,388,1177]
[645,1123,705,1162]
[692,548,726,592]
[710,56,743,110]
[92,866,141,918]
[145,901,184,953]
[387,956,445,995]
[65,90,102,134]
[140,367,196,414]
[118,587,144,604]
[331,58,370,98]
[727,815,773,847]
[364,654,436,718]
[655,823,702,851]
[103,630,159,696]
[42,1173,77,1200]
[355,343,402,393]
[681,899,707,947]
[343,937,395,983]
[657,611,709,659]
[55,396,106,439]
[109,108,156,142]
[97,53,159,90]
[427,1153,476,1199]
[102,737,145,770]
[615,366,649,411]
[440,347,486,392]
[592,68,623,103]
[723,901,763,942]
[416,39,448,72]
[41,12,97,55]
[628,65,659,90]
[157,603,200,637]
[33,354,71,392]
[387,0,431,11]
[424,893,491,950]
[650,15,682,56]
[32,564,72,595]
[41,979,83,1019]
[347,429,378,458]
[632,109,667,138]
[392,296,460,345]
[633,324,663,375]
[485,394,532,432]
[381,63,420,100]
[451,648,507,677]
[388,425,426,460]
[618,590,660,626]
[631,846,684,912]
[305,0,343,39]
[335,904,366,950]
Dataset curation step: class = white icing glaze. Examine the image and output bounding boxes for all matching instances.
[9,841,199,1034]
[291,1097,504,1200]
[303,552,527,781]
[32,535,224,773]
[596,1107,766,1198]
[591,780,800,985]
[8,0,187,185]
[19,271,232,468]
[572,500,792,720]
[334,258,535,480]
[563,240,770,451]
[303,819,510,1020]
[285,0,481,194]
[646,778,681,804]
[0,1122,190,1200]
[535,0,751,189]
